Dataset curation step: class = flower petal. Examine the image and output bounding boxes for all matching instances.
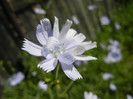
[36,24,47,45]
[73,33,86,43]
[68,45,86,55]
[65,39,78,50]
[93,95,98,99]
[62,29,77,50]
[74,55,97,61]
[53,16,60,38]
[41,18,53,37]
[64,33,86,50]
[37,58,58,73]
[68,41,97,55]
[84,91,98,99]
[42,45,49,58]
[46,37,59,51]
[58,53,76,65]
[22,38,43,56]
[65,28,77,40]
[61,63,82,80]
[84,91,93,99]
[60,20,72,40]
[82,41,97,50]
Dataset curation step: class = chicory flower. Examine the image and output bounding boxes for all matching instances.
[71,15,80,25]
[109,83,117,91]
[127,94,133,99]
[100,16,110,25]
[8,72,25,86]
[84,91,98,99]
[38,81,48,91]
[22,17,97,80]
[102,73,113,81]
[88,5,97,10]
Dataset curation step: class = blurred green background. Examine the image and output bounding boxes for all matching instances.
[0,0,133,99]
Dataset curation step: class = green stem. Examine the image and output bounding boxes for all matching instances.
[48,86,54,99]
[62,81,74,94]
[55,63,60,79]
[55,63,60,98]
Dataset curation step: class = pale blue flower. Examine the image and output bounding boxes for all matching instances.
[75,60,88,67]
[71,15,80,25]
[88,5,97,10]
[109,83,117,91]
[115,22,121,30]
[38,81,48,91]
[103,50,122,63]
[34,8,46,15]
[102,73,113,81]
[75,61,82,67]
[84,91,98,99]
[100,42,106,50]
[127,94,133,99]
[103,39,122,63]
[22,17,97,80]
[108,39,120,50]
[8,72,25,86]
[100,16,110,25]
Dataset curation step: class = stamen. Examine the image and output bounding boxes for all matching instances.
[52,44,65,57]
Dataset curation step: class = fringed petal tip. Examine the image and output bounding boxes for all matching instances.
[37,58,58,73]
[37,63,46,71]
[22,38,27,48]
[66,19,73,24]
[72,75,83,81]
[70,74,83,81]
[21,48,26,51]
[40,18,50,23]
[61,63,83,81]
[23,38,27,42]
[21,39,43,56]
[22,39,30,48]
[37,64,55,73]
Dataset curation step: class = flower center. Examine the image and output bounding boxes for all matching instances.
[111,52,119,58]
[52,44,65,57]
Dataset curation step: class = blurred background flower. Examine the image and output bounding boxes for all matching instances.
[100,16,110,25]
[8,72,25,86]
[102,73,113,81]
[109,83,117,91]
[84,91,98,99]
[71,15,80,25]
[103,39,122,63]
[87,5,97,10]
[38,81,48,91]
[127,94,133,99]
[34,8,46,15]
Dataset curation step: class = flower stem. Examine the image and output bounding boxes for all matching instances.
[55,63,60,79]
[48,86,54,99]
[55,63,60,98]
[62,81,74,94]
